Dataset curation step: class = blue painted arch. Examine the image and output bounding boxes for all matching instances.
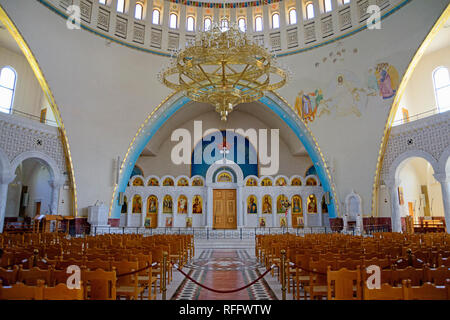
[111,92,338,218]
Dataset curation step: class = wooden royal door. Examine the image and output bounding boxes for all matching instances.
[213,189,237,229]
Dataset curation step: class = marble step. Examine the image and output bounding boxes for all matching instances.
[195,239,256,249]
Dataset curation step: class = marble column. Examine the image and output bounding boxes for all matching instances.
[434,173,450,234]
[0,173,15,233]
[387,179,402,233]
[48,179,63,215]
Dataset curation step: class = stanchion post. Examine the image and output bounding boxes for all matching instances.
[162,251,168,300]
[281,249,286,300]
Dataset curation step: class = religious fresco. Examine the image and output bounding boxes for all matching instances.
[306,178,317,186]
[147,195,158,214]
[178,178,189,186]
[277,195,289,214]
[163,195,173,214]
[247,195,258,214]
[186,217,193,228]
[148,178,159,186]
[291,178,302,186]
[279,217,287,228]
[246,178,258,186]
[132,195,142,213]
[295,89,329,123]
[217,172,233,183]
[296,216,304,228]
[368,63,400,99]
[192,195,203,214]
[261,178,272,186]
[262,195,272,214]
[144,217,152,228]
[307,194,318,213]
[192,177,204,186]
[165,217,173,228]
[259,217,266,228]
[163,178,174,186]
[292,195,303,215]
[275,177,287,186]
[178,195,188,214]
[132,178,144,186]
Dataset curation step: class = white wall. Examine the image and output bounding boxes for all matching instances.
[397,45,450,121]
[136,110,313,178]
[0,0,446,218]
[0,46,43,116]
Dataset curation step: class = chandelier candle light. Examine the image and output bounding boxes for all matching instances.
[159,23,288,121]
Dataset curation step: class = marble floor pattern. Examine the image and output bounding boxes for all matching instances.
[165,249,293,300]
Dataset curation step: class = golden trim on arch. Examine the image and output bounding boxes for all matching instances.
[371,4,450,218]
[0,5,78,217]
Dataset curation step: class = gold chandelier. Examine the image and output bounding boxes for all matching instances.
[159,23,288,121]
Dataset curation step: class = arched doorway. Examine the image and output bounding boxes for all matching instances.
[390,153,445,232]
[110,92,338,220]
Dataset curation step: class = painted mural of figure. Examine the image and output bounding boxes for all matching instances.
[263,196,272,214]
[379,69,395,99]
[295,89,330,123]
[307,195,318,214]
[375,63,399,100]
[132,196,142,213]
[367,68,379,96]
[193,196,202,214]
[277,195,288,214]
[280,217,287,228]
[292,196,302,214]
[163,196,173,213]
[178,196,188,214]
[148,196,157,214]
[247,196,257,214]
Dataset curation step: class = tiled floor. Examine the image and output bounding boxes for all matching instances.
[165,249,292,300]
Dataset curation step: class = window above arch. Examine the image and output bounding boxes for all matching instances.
[306,2,315,19]
[272,13,280,29]
[169,13,178,29]
[152,9,160,24]
[238,18,246,32]
[323,0,333,13]
[433,67,450,112]
[255,16,263,32]
[204,17,212,31]
[117,0,125,13]
[135,3,143,20]
[220,19,229,32]
[0,66,17,114]
[289,8,297,25]
[187,16,195,32]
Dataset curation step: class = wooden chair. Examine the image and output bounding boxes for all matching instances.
[84,258,112,271]
[305,259,329,300]
[135,253,157,300]
[405,279,450,300]
[393,266,424,286]
[41,282,84,300]
[0,279,44,300]
[327,266,362,300]
[81,267,117,300]
[425,266,450,285]
[17,266,52,286]
[113,260,144,300]
[0,266,19,286]
[363,280,409,300]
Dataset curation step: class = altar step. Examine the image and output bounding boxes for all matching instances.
[194,238,255,249]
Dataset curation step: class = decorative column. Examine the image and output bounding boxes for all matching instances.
[434,173,450,234]
[48,179,63,215]
[158,196,164,228]
[141,196,147,228]
[206,185,213,228]
[303,194,308,228]
[272,197,277,227]
[0,173,15,233]
[237,184,244,228]
[387,179,402,233]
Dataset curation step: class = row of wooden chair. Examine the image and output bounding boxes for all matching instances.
[0,280,83,300]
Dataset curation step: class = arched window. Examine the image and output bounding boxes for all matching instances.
[272,13,280,29]
[220,19,229,32]
[99,0,106,5]
[135,3,143,20]
[289,8,297,25]
[169,13,178,29]
[433,67,450,112]
[323,0,332,12]
[306,2,315,19]
[152,9,160,24]
[255,16,263,32]
[204,17,212,31]
[0,67,16,114]
[117,0,125,13]
[238,18,246,32]
[187,16,195,32]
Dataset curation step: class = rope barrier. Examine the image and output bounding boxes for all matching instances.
[173,263,275,294]
[116,262,159,278]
